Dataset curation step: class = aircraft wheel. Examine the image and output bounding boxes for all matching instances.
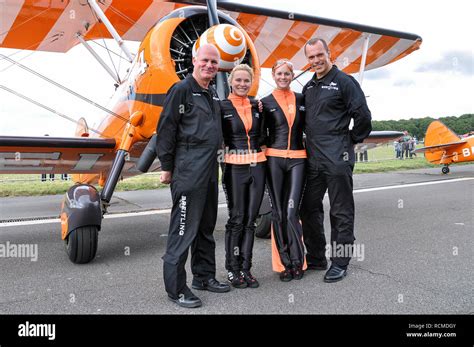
[442,166,450,174]
[66,226,98,264]
[255,212,271,239]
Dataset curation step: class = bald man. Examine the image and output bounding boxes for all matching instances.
[157,44,230,308]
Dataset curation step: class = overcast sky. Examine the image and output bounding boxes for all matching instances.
[0,0,473,136]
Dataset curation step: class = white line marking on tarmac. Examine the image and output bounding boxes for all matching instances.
[353,177,474,194]
[1,178,472,228]
[0,203,228,227]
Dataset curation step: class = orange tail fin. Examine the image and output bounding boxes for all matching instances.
[424,120,460,147]
[424,121,461,164]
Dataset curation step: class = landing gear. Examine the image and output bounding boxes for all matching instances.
[66,226,99,264]
[442,166,450,174]
[60,111,144,264]
[61,184,102,264]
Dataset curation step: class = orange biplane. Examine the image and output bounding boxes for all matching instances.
[0,0,422,263]
[415,120,474,174]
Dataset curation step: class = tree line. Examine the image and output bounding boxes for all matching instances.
[371,114,474,140]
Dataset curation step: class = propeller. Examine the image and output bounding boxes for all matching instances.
[206,0,230,99]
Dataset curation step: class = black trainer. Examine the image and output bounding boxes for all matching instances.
[241,270,259,288]
[227,271,247,288]
[292,264,304,280]
[279,268,293,282]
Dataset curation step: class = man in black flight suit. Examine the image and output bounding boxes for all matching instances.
[156,44,230,308]
[301,38,372,283]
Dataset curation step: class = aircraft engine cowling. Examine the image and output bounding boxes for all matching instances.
[125,6,260,143]
[135,6,260,97]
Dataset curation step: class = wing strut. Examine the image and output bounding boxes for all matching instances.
[76,33,121,84]
[87,0,134,63]
[206,0,230,99]
[358,35,370,85]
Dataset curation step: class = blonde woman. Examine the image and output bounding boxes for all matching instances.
[221,64,266,288]
[261,59,306,282]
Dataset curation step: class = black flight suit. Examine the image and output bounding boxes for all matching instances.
[156,75,222,299]
[261,90,306,270]
[301,65,372,268]
[220,95,266,272]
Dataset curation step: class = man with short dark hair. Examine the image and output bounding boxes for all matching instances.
[156,44,230,308]
[301,38,372,282]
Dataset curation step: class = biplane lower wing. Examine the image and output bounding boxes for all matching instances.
[414,140,467,154]
[0,135,116,174]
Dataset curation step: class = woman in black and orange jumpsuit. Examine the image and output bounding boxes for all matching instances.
[221,64,266,288]
[261,59,306,282]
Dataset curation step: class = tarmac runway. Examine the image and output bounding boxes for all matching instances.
[0,165,473,314]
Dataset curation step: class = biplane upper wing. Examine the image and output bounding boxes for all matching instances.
[0,135,116,174]
[0,0,422,73]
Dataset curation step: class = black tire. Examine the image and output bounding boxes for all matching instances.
[66,226,98,264]
[442,166,450,174]
[255,212,271,239]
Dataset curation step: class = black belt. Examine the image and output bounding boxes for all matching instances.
[311,130,349,136]
[177,142,218,149]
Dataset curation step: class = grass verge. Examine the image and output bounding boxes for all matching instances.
[0,144,456,197]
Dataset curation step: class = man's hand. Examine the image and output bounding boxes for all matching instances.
[257,99,263,113]
[160,171,172,184]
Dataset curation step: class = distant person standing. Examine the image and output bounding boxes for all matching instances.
[401,131,411,159]
[408,138,415,158]
[394,141,401,159]
[300,38,372,283]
